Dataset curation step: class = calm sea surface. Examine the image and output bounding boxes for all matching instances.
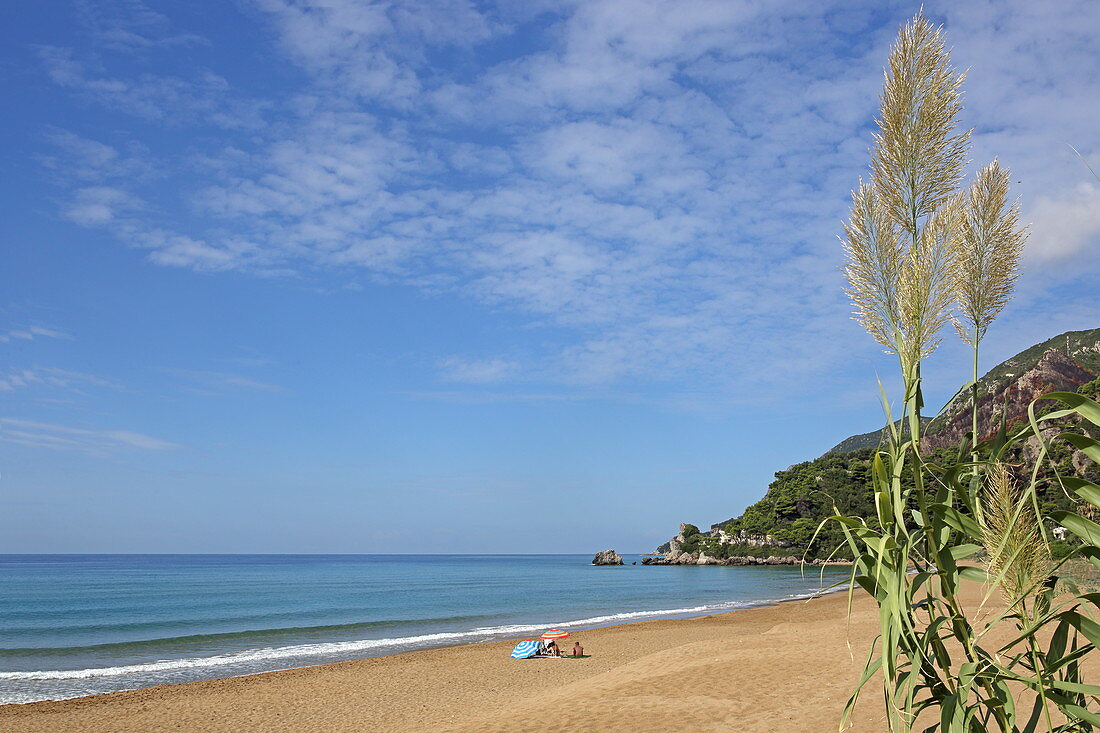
[0,554,849,704]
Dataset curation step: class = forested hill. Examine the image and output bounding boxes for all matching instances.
[658,328,1100,561]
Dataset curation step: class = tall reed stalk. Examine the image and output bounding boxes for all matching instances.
[952,162,1027,466]
[843,11,966,455]
[827,11,1100,732]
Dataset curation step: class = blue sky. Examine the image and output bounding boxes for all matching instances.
[2,0,1099,553]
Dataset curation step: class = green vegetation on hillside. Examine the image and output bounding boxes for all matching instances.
[975,327,1100,387]
[825,418,927,455]
[689,375,1100,561]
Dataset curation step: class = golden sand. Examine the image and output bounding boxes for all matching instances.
[0,584,980,733]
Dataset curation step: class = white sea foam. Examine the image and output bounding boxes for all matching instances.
[0,589,835,687]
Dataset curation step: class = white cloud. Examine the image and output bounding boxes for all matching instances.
[522,119,704,194]
[437,357,518,384]
[0,367,121,394]
[0,326,72,344]
[250,0,498,104]
[40,130,154,183]
[63,186,138,227]
[73,0,207,51]
[169,369,284,394]
[1025,183,1100,263]
[0,418,180,454]
[35,0,1100,397]
[37,46,265,128]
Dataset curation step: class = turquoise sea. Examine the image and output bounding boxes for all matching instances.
[0,554,849,704]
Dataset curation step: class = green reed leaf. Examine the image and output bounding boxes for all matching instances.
[958,566,988,583]
[1059,433,1100,464]
[1060,477,1100,510]
[1052,511,1100,547]
[1060,704,1100,726]
[1045,391,1100,428]
[934,503,983,540]
[948,543,982,560]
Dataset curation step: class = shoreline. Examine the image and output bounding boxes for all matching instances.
[2,584,899,733]
[1,581,850,707]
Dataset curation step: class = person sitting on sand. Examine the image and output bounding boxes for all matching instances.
[572,641,584,657]
[545,639,561,656]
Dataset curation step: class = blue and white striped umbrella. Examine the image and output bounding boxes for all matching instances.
[510,639,541,659]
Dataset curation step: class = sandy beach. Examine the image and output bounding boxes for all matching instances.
[2,584,918,733]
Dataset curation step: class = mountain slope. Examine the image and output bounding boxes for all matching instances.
[652,327,1100,561]
[827,328,1100,456]
[923,328,1100,451]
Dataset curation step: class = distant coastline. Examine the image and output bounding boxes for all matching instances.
[0,554,849,705]
[1,582,887,732]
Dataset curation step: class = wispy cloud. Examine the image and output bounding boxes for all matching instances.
[0,367,122,394]
[169,369,284,395]
[36,45,266,128]
[40,129,154,183]
[73,0,208,51]
[398,388,741,413]
[437,357,518,384]
[36,0,1100,399]
[62,186,141,227]
[0,325,72,344]
[0,418,180,454]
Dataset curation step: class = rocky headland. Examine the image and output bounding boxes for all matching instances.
[633,329,1100,568]
[639,524,844,566]
[641,554,838,566]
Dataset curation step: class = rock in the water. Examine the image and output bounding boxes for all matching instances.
[592,549,624,565]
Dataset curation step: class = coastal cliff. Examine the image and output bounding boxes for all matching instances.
[642,525,845,565]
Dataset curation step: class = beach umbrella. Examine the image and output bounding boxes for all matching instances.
[540,629,569,640]
[510,639,540,659]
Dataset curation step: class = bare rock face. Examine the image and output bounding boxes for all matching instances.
[592,549,624,566]
[924,349,1096,452]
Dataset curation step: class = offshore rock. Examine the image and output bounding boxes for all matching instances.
[592,549,624,566]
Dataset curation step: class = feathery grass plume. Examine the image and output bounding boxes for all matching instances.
[952,160,1027,461]
[952,160,1028,347]
[842,181,903,351]
[843,11,968,380]
[981,462,1050,618]
[872,13,970,238]
[896,194,960,370]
